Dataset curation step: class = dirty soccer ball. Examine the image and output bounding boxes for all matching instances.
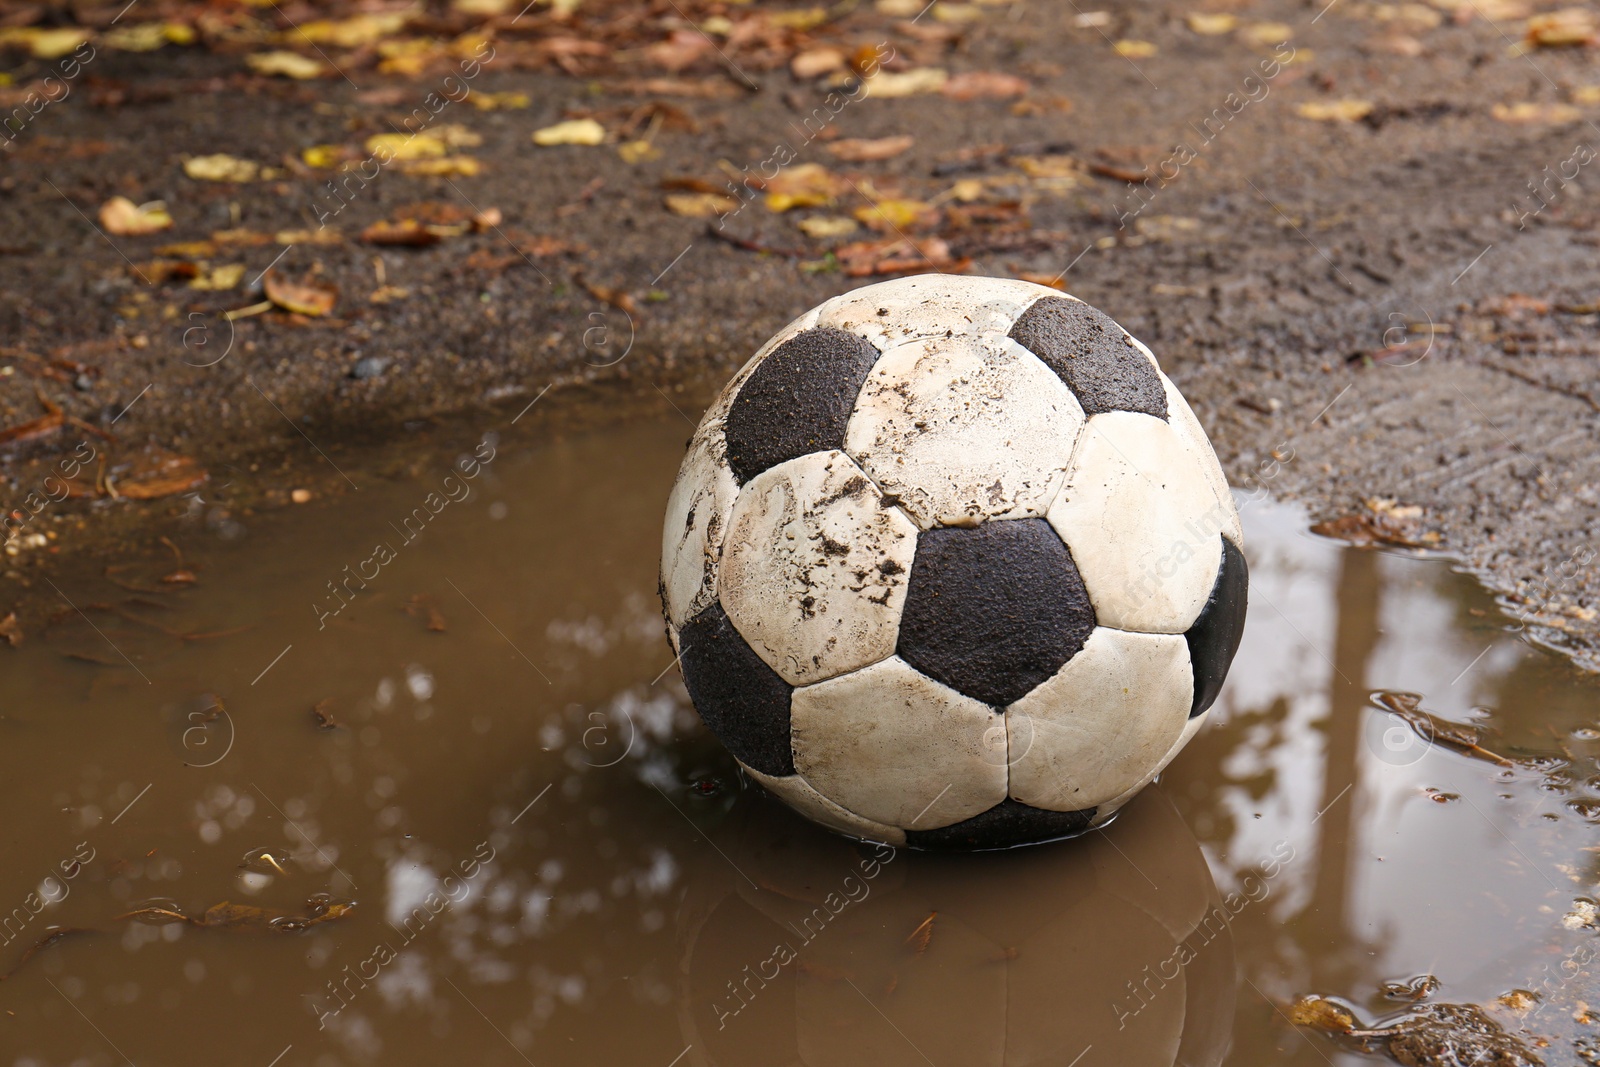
[659,274,1247,850]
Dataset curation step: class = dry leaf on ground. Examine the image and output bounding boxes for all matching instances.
[533,119,606,146]
[246,50,329,79]
[183,154,266,182]
[665,192,738,218]
[263,271,338,316]
[1297,99,1375,121]
[941,72,1030,100]
[826,135,915,161]
[864,68,948,97]
[100,197,172,236]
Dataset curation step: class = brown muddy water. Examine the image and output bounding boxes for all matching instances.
[4,411,1600,1067]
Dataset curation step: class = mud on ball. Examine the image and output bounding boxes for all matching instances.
[660,274,1247,850]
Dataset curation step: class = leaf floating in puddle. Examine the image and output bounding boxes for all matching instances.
[1382,974,1442,1002]
[404,594,447,633]
[118,894,355,931]
[1289,995,1357,1032]
[0,612,21,647]
[0,927,98,981]
[904,911,936,955]
[311,698,340,729]
[1311,498,1440,549]
[1372,691,1514,765]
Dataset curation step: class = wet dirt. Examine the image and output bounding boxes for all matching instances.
[4,411,1600,1066]
[5,0,1600,667]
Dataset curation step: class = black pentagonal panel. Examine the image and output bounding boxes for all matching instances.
[1008,297,1168,419]
[905,798,1097,851]
[678,603,795,775]
[897,518,1096,707]
[1185,536,1248,718]
[723,327,883,485]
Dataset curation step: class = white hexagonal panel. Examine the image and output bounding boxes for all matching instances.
[813,273,1058,351]
[741,764,907,846]
[1048,411,1224,633]
[845,334,1083,530]
[1161,375,1243,547]
[719,450,917,685]
[791,656,1008,830]
[1089,709,1211,827]
[1005,627,1193,811]
[661,430,739,634]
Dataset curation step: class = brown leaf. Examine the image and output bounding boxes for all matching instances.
[311,698,339,729]
[1289,995,1357,1032]
[114,445,208,500]
[0,396,65,445]
[361,219,442,247]
[263,270,338,316]
[405,594,447,633]
[826,135,915,162]
[941,71,1030,100]
[0,927,97,980]
[904,911,936,955]
[0,612,21,646]
[576,274,638,315]
[791,47,846,79]
[1310,499,1439,549]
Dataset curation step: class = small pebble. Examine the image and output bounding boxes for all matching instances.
[350,356,389,380]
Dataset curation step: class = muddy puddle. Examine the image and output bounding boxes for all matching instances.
[4,411,1600,1067]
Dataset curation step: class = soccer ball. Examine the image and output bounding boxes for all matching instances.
[660,274,1246,850]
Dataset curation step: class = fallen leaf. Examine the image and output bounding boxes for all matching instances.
[245,50,329,80]
[1114,39,1158,57]
[183,154,264,183]
[362,219,442,246]
[263,271,338,316]
[835,235,969,276]
[1297,99,1375,121]
[1572,85,1600,104]
[189,264,245,291]
[665,192,738,217]
[293,13,408,48]
[797,215,861,238]
[405,594,448,632]
[864,68,949,98]
[1186,12,1238,34]
[0,612,21,646]
[100,197,173,236]
[618,139,661,164]
[1311,498,1440,548]
[0,27,92,60]
[1238,21,1294,45]
[1526,7,1597,46]
[468,91,531,110]
[764,163,846,212]
[273,228,343,246]
[1014,271,1066,289]
[103,21,194,52]
[114,446,208,501]
[934,2,986,22]
[301,144,356,169]
[400,156,482,177]
[854,198,937,232]
[792,47,846,78]
[826,135,915,161]
[533,118,606,146]
[576,274,638,315]
[365,132,446,160]
[941,72,1030,100]
[1492,101,1583,123]
[904,912,937,954]
[1289,996,1356,1032]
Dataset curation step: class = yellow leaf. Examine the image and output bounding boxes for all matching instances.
[1526,7,1597,46]
[853,198,935,231]
[183,154,261,182]
[300,144,348,169]
[246,50,328,79]
[365,132,447,160]
[700,15,734,35]
[468,91,531,110]
[875,0,923,13]
[665,193,738,218]
[1238,21,1293,45]
[21,28,92,60]
[618,139,661,164]
[274,228,343,246]
[1013,155,1084,180]
[103,22,187,52]
[763,163,846,211]
[863,68,948,98]
[933,3,985,22]
[435,124,482,148]
[533,119,606,146]
[99,197,173,236]
[1296,99,1374,121]
[455,0,515,12]
[1572,85,1600,104]
[1288,996,1355,1032]
[770,6,828,29]
[1492,101,1583,123]
[190,264,246,291]
[1114,39,1158,57]
[1186,12,1237,33]
[292,14,408,48]
[400,156,482,176]
[797,215,859,238]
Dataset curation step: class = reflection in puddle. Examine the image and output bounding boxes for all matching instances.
[2,416,1599,1067]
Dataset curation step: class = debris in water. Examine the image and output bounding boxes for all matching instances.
[1312,499,1441,549]
[1372,691,1515,766]
[0,612,20,646]
[1291,992,1543,1066]
[404,594,447,633]
[311,698,340,729]
[905,911,937,955]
